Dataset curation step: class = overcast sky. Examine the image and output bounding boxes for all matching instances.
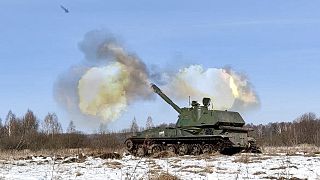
[1,1,320,132]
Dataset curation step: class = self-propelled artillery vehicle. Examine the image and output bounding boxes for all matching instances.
[125,83,261,156]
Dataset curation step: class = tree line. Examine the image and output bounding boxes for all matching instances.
[0,110,319,151]
[129,112,320,147]
[247,112,320,146]
[0,110,127,151]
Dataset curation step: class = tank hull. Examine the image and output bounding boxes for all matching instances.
[125,133,260,156]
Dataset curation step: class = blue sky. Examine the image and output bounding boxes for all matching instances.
[1,1,320,132]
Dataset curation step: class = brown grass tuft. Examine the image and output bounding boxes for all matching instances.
[233,154,252,163]
[253,171,266,175]
[75,171,83,176]
[270,166,286,170]
[151,173,179,180]
[103,161,122,169]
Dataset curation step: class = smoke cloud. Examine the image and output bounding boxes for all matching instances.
[54,29,259,127]
[161,65,259,111]
[55,30,152,124]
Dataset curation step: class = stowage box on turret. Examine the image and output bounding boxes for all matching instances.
[125,83,261,156]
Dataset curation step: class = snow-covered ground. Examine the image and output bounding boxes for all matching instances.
[0,152,319,180]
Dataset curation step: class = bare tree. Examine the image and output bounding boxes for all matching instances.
[99,123,108,134]
[42,113,62,139]
[146,116,154,130]
[22,110,38,136]
[67,120,76,133]
[0,118,4,137]
[14,110,39,149]
[5,110,16,137]
[130,117,139,133]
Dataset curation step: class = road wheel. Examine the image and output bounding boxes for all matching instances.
[125,139,134,151]
[137,145,146,157]
[190,144,201,155]
[178,144,188,156]
[151,145,162,154]
[202,144,213,154]
[212,142,222,153]
[167,144,176,154]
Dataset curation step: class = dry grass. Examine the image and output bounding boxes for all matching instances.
[177,164,215,175]
[270,166,287,170]
[145,159,156,164]
[0,148,124,160]
[262,144,320,155]
[193,152,221,160]
[253,171,266,175]
[103,161,122,169]
[233,154,252,163]
[169,158,181,164]
[147,159,162,170]
[149,169,162,176]
[75,171,83,177]
[151,172,179,180]
[179,164,200,170]
[200,166,214,173]
[234,154,271,164]
[216,166,227,171]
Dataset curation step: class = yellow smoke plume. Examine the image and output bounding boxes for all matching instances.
[78,63,129,122]
[76,36,151,122]
[163,65,259,110]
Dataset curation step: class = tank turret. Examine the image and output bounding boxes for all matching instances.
[151,83,245,128]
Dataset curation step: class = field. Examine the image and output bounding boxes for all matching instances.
[0,146,319,180]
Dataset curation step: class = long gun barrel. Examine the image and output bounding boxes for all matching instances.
[151,83,182,114]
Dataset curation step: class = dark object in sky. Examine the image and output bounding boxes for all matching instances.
[124,83,261,157]
[60,5,69,13]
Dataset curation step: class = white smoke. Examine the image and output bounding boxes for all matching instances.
[162,65,259,111]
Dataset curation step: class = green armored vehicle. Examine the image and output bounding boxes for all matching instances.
[125,83,261,156]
